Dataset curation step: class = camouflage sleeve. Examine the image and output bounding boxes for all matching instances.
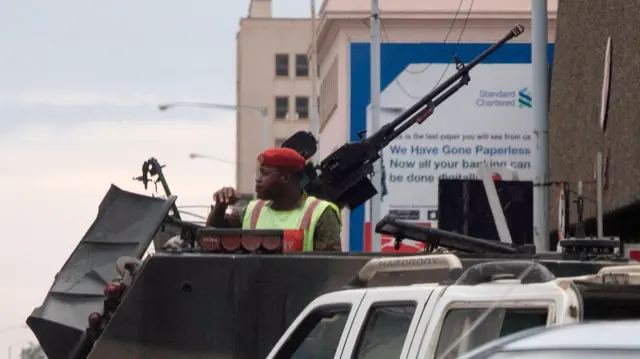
[225,206,247,228]
[313,207,342,252]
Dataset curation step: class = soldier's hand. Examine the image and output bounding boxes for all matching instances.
[213,187,238,205]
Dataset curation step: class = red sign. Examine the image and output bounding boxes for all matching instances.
[364,222,430,253]
[628,250,640,262]
[380,236,426,253]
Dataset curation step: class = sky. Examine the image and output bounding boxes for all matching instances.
[0,0,316,355]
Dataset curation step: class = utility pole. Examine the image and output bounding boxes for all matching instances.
[532,0,549,251]
[370,0,382,252]
[310,0,320,161]
[596,151,604,238]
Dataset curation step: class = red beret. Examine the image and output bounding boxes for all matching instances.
[257,148,305,170]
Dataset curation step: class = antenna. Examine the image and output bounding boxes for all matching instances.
[575,181,585,238]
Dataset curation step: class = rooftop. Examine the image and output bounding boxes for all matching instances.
[320,0,558,17]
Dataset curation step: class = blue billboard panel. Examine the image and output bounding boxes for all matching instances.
[349,42,554,252]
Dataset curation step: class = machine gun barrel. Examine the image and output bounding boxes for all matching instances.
[376,215,522,254]
[306,25,525,209]
[369,24,525,148]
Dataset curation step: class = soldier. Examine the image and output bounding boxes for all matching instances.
[206,147,342,252]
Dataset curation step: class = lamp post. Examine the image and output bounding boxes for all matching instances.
[188,152,237,165]
[2,325,27,359]
[188,152,257,199]
[158,101,269,151]
[369,0,382,252]
[309,0,320,162]
[7,341,25,359]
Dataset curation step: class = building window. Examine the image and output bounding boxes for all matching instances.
[295,96,309,119]
[296,54,309,77]
[275,138,287,148]
[275,96,289,120]
[275,54,289,77]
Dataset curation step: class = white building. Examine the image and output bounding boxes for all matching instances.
[236,0,315,194]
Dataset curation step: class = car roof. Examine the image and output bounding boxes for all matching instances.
[504,320,640,350]
[459,320,640,358]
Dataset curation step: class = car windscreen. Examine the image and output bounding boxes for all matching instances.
[486,349,640,359]
[435,307,548,359]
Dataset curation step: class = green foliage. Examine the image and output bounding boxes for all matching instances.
[19,342,46,359]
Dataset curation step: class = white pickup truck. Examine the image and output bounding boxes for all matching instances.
[266,254,640,359]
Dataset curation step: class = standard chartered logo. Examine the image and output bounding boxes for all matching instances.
[476,88,532,109]
[518,88,532,108]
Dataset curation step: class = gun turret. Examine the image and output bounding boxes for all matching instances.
[133,157,181,219]
[289,25,525,208]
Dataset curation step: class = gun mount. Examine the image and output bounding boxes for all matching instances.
[282,25,525,209]
[133,157,181,219]
[375,214,531,255]
[376,214,630,262]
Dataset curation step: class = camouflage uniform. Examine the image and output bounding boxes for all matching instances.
[226,192,342,251]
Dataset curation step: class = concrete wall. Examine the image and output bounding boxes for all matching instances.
[548,0,640,236]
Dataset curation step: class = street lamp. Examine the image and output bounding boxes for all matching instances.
[188,152,237,165]
[158,101,269,151]
[7,341,25,359]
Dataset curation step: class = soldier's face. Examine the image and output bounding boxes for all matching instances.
[255,165,285,200]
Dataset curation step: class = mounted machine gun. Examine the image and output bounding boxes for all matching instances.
[283,25,526,209]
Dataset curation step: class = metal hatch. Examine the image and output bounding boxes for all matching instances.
[26,185,175,359]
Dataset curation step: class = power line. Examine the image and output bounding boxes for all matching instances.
[378,0,475,99]
[403,0,466,75]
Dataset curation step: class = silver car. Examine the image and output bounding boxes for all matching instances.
[456,320,640,359]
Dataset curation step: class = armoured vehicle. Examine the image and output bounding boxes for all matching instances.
[25,25,639,359]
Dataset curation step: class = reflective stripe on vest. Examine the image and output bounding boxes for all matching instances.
[242,196,330,252]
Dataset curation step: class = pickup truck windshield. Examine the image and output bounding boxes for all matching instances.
[435,307,548,359]
[485,349,640,359]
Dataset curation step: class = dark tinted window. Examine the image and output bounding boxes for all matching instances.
[274,305,350,359]
[352,303,417,359]
[488,349,640,359]
[436,307,548,359]
[276,54,289,77]
[295,96,309,119]
[275,96,289,120]
[296,54,309,77]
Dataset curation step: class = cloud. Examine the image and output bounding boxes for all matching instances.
[0,116,239,332]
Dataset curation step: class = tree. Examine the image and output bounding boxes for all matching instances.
[19,342,46,359]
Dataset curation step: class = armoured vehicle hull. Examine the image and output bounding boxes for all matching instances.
[27,195,628,359]
[83,254,626,359]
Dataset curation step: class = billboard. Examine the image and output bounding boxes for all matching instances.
[349,42,554,252]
